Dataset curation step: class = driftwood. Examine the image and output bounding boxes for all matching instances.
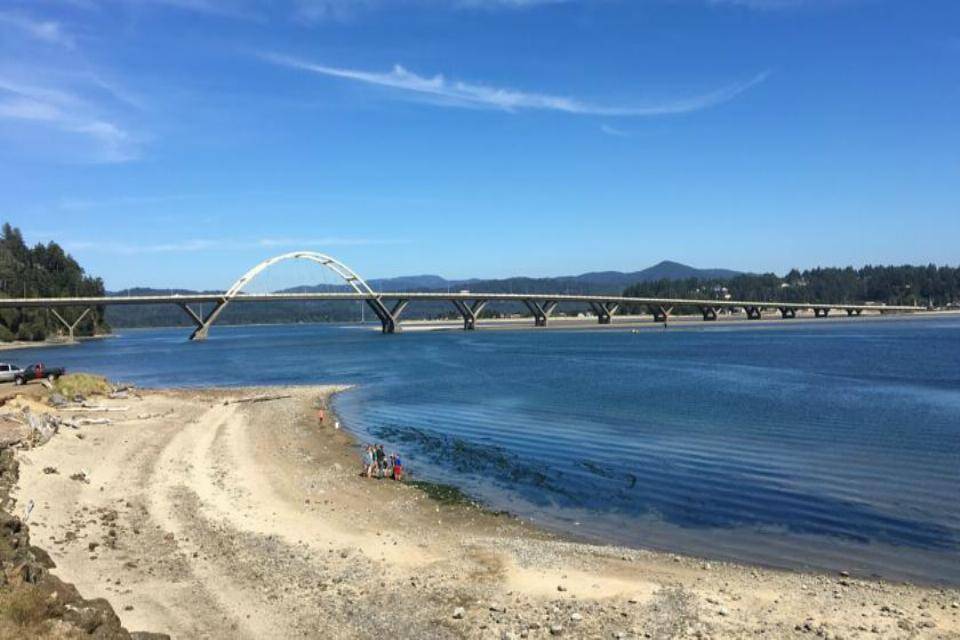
[125,409,176,421]
[63,405,130,413]
[65,418,112,427]
[223,394,292,406]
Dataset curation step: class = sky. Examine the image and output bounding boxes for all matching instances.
[0,0,958,290]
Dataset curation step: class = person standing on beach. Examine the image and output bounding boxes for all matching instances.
[362,445,375,478]
[392,453,403,482]
[375,445,386,478]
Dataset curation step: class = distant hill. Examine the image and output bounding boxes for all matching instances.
[287,261,743,295]
[105,261,745,327]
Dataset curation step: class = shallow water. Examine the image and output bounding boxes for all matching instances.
[6,317,959,583]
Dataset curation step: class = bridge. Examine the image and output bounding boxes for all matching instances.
[0,251,922,340]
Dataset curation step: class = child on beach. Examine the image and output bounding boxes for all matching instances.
[392,453,403,481]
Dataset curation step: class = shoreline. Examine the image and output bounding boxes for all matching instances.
[0,333,114,352]
[4,383,957,638]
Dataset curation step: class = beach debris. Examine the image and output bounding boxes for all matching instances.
[223,394,293,405]
[23,499,35,522]
[74,418,112,426]
[489,603,506,613]
[43,466,59,475]
[557,584,567,592]
[108,391,129,400]
[452,607,466,619]
[64,404,130,413]
[132,409,176,421]
[549,624,563,635]
[70,469,91,484]
[49,393,69,407]
[570,613,583,622]
[40,377,54,389]
[27,411,59,445]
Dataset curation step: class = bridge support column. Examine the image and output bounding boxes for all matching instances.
[589,302,620,325]
[699,306,720,321]
[649,305,673,323]
[779,307,796,319]
[49,307,92,342]
[745,306,763,320]
[845,308,862,316]
[452,300,488,330]
[184,300,227,341]
[524,300,558,327]
[366,298,407,334]
[813,307,831,318]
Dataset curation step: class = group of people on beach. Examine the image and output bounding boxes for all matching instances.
[361,443,404,481]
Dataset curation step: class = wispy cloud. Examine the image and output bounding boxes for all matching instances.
[0,76,139,162]
[600,124,631,137]
[262,53,769,117]
[0,11,74,47]
[706,0,855,9]
[65,237,407,255]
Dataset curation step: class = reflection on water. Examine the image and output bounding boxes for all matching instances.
[7,317,960,583]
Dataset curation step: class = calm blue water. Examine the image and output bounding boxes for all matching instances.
[5,318,959,583]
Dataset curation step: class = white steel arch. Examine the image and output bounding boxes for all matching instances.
[224,251,377,300]
[189,251,391,340]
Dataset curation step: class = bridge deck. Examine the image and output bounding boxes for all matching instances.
[0,292,922,313]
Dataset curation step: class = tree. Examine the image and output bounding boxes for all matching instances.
[0,223,110,341]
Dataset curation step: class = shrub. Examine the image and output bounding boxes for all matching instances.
[52,373,112,397]
[0,583,51,627]
[0,324,13,342]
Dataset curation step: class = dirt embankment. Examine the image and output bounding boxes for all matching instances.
[1,448,167,639]
[0,378,168,639]
[4,381,960,639]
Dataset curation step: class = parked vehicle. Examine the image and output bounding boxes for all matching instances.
[0,363,23,383]
[14,362,66,385]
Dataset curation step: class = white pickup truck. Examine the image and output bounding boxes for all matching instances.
[0,363,23,383]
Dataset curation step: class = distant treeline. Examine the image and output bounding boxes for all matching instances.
[0,223,109,341]
[104,295,531,328]
[623,266,960,310]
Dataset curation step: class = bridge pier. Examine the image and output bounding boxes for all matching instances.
[779,307,796,319]
[49,307,92,342]
[813,307,831,318]
[845,308,862,316]
[745,306,764,320]
[367,298,407,334]
[649,304,673,323]
[184,300,227,341]
[524,300,558,327]
[452,300,488,330]
[699,306,720,321]
[589,302,620,325]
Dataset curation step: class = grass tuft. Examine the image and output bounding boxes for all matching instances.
[0,583,51,628]
[51,373,112,398]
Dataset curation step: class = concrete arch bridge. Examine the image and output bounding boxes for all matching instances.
[0,251,922,340]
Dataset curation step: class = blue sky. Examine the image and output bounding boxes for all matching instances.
[1,0,957,290]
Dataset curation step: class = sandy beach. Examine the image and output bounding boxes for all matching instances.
[5,385,959,639]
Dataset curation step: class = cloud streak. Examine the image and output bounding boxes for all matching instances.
[0,11,74,47]
[0,76,139,162]
[262,53,768,117]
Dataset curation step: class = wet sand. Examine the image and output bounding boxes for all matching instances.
[10,386,960,639]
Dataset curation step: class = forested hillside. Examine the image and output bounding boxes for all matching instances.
[623,266,959,309]
[0,223,108,341]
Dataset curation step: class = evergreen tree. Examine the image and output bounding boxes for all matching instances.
[0,223,109,341]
